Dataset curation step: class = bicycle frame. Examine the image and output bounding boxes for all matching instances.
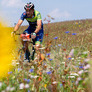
[16,33,35,62]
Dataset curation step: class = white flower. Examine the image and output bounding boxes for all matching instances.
[77,77,82,81]
[69,49,74,57]
[0,82,2,88]
[16,62,19,65]
[78,57,81,59]
[84,59,90,62]
[71,58,74,60]
[68,76,75,78]
[10,87,15,91]
[83,51,89,54]
[70,73,79,76]
[52,81,57,84]
[30,75,38,78]
[75,81,79,85]
[25,84,29,88]
[19,83,25,89]
[84,64,90,70]
[78,70,84,75]
[6,86,11,91]
[61,62,65,64]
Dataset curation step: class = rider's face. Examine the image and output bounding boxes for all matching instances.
[26,9,34,17]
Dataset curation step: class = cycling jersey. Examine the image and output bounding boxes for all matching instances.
[20,10,42,29]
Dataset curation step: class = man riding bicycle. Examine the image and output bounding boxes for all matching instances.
[12,2,44,62]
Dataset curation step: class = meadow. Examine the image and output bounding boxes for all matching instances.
[0,18,92,92]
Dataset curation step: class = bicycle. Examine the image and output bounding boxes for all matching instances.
[14,33,35,63]
[14,33,46,65]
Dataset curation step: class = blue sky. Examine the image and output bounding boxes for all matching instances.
[0,0,92,26]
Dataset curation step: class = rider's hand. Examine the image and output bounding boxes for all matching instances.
[11,31,16,37]
[31,32,36,39]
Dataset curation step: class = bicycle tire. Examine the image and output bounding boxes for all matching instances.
[18,48,25,62]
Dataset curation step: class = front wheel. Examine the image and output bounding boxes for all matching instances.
[18,48,25,62]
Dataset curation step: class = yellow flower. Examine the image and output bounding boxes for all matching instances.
[44,84,47,88]
[0,20,16,78]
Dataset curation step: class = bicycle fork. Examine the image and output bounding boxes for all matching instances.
[23,41,30,62]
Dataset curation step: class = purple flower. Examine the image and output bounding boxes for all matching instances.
[24,79,30,83]
[65,31,69,33]
[68,57,71,60]
[60,83,63,87]
[18,68,21,71]
[8,71,12,74]
[72,33,77,35]
[47,71,52,74]
[54,37,58,39]
[28,90,30,92]
[27,79,30,83]
[79,66,83,69]
[58,44,61,47]
[49,59,53,61]
[29,69,34,72]
[46,53,51,56]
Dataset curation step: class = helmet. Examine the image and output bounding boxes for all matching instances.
[24,2,34,10]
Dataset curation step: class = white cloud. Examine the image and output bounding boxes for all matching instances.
[1,0,25,8]
[48,8,71,19]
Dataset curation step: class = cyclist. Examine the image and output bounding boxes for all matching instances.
[12,2,44,62]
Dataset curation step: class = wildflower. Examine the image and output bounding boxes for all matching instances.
[19,83,25,89]
[78,70,84,75]
[69,49,74,57]
[71,58,74,60]
[49,59,53,61]
[46,53,51,56]
[54,37,58,39]
[44,84,47,88]
[72,33,77,35]
[65,31,69,33]
[63,48,66,51]
[84,58,89,62]
[16,62,19,65]
[25,84,29,88]
[28,90,30,92]
[68,57,71,60]
[8,71,12,74]
[24,79,30,83]
[18,68,22,71]
[58,44,61,47]
[68,76,75,78]
[47,71,52,74]
[77,77,82,81]
[10,87,15,91]
[29,69,34,73]
[52,81,57,84]
[79,66,83,69]
[70,73,79,76]
[83,51,89,54]
[27,79,30,83]
[60,83,63,87]
[62,62,65,64]
[6,86,11,91]
[30,75,38,78]
[75,81,79,85]
[84,64,90,70]
[45,34,48,36]
[0,82,2,88]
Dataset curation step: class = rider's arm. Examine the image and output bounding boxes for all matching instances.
[34,20,42,34]
[14,19,23,32]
